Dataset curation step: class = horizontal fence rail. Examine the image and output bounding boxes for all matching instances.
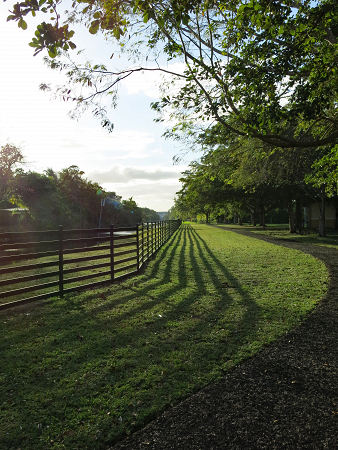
[0,220,181,310]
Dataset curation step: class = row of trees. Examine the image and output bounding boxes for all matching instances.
[171,125,338,236]
[0,144,160,231]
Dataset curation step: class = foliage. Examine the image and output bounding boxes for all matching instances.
[6,0,338,147]
[0,223,328,448]
[0,143,24,205]
[173,120,338,232]
[305,144,338,197]
[2,160,161,231]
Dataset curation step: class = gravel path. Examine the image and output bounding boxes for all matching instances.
[112,226,338,449]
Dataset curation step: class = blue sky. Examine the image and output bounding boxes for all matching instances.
[0,2,197,211]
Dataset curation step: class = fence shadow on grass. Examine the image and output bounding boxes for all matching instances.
[0,224,276,449]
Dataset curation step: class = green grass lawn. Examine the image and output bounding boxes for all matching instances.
[0,223,328,449]
[215,222,338,248]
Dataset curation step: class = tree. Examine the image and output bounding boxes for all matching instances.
[178,160,229,223]
[0,143,24,205]
[141,207,160,223]
[57,165,104,228]
[121,197,142,225]
[6,0,338,148]
[14,170,63,229]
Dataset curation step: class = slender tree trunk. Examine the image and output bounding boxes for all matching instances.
[251,212,256,226]
[259,207,265,228]
[318,185,326,237]
[295,198,303,233]
[288,200,296,233]
[238,216,243,226]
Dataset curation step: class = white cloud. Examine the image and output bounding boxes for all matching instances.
[100,179,182,211]
[86,164,187,210]
[87,165,183,184]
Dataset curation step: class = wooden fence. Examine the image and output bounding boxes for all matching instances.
[0,220,181,310]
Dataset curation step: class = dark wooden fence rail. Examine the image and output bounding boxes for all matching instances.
[0,219,181,310]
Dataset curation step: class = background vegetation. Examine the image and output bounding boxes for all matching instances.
[0,144,160,231]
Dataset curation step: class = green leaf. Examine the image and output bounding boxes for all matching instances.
[48,48,57,58]
[18,18,28,30]
[182,15,189,26]
[93,11,101,19]
[89,20,100,34]
[143,12,149,23]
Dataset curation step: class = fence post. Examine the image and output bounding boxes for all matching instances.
[147,222,149,262]
[110,224,114,282]
[157,222,159,250]
[58,225,64,297]
[141,222,144,267]
[136,223,140,274]
[154,222,157,252]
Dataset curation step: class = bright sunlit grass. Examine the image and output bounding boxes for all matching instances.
[0,224,328,449]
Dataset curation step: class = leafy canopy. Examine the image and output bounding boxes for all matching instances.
[6,0,338,147]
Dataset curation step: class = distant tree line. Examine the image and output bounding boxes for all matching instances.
[0,144,160,231]
[170,125,338,237]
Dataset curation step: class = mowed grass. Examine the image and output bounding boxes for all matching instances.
[0,224,328,449]
[216,223,338,249]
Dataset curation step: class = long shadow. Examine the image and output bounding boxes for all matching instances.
[0,224,289,449]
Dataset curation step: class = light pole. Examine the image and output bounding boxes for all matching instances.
[99,198,105,229]
[98,198,105,246]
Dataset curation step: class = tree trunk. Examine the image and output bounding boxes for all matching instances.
[259,207,265,228]
[238,216,243,226]
[295,198,302,233]
[318,185,326,237]
[288,200,296,233]
[251,212,256,226]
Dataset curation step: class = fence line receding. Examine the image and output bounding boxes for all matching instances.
[0,220,181,310]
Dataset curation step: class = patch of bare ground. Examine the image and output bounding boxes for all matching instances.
[112,226,338,449]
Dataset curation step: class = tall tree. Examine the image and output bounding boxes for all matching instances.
[0,143,24,205]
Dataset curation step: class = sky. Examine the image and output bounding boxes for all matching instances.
[0,3,198,212]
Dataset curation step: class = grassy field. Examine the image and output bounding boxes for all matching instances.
[0,223,328,449]
[215,223,338,248]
